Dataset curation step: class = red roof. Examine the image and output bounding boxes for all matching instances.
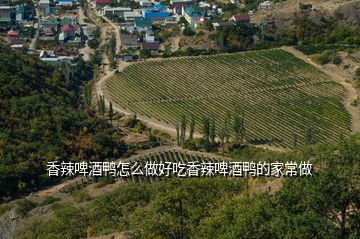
[95,0,111,3]
[232,15,250,22]
[7,30,19,37]
[61,24,75,32]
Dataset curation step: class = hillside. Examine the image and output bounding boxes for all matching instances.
[9,135,360,239]
[106,49,350,148]
[0,46,126,201]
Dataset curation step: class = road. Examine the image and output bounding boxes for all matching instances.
[29,6,40,51]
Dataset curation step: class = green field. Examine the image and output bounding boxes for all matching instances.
[106,49,350,148]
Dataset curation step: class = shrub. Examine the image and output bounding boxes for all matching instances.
[15,199,37,216]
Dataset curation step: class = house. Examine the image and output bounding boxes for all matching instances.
[141,42,160,52]
[120,34,138,49]
[39,50,77,64]
[95,0,111,8]
[43,7,55,17]
[39,17,59,32]
[0,6,11,24]
[55,0,76,6]
[259,0,272,10]
[170,0,193,5]
[172,3,186,15]
[102,6,132,17]
[15,5,25,24]
[39,0,50,9]
[142,5,171,21]
[61,24,75,38]
[60,16,77,26]
[139,1,152,7]
[7,29,25,45]
[123,11,142,21]
[117,54,134,62]
[229,15,250,24]
[144,29,155,42]
[134,17,152,32]
[183,5,206,28]
[54,46,79,56]
[212,21,234,30]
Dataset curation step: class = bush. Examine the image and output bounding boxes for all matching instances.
[355,67,360,77]
[332,55,342,65]
[38,196,60,207]
[15,199,37,216]
[87,39,99,49]
[183,26,195,36]
[71,189,92,203]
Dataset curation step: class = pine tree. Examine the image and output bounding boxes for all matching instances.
[109,101,113,122]
[189,114,195,140]
[209,117,216,144]
[202,116,210,143]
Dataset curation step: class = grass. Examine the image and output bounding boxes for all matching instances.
[106,49,350,148]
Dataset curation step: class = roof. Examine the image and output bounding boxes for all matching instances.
[143,9,170,19]
[120,34,138,45]
[7,30,19,36]
[135,17,152,27]
[153,4,167,11]
[103,6,132,11]
[124,11,142,18]
[141,42,160,50]
[95,0,111,4]
[184,5,206,17]
[213,22,234,27]
[62,24,75,31]
[40,18,58,25]
[16,6,25,14]
[0,6,11,10]
[231,15,250,22]
[60,18,72,25]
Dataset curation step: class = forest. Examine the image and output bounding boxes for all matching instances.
[13,134,360,239]
[0,46,127,200]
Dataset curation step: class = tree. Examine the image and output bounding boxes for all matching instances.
[233,107,245,143]
[183,26,195,36]
[218,126,226,154]
[306,126,313,145]
[175,123,180,146]
[202,116,210,143]
[98,95,106,116]
[108,101,113,122]
[209,117,216,144]
[189,114,195,140]
[180,114,187,145]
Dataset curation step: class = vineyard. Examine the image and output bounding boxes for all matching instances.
[106,49,350,148]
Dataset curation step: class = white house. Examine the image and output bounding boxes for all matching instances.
[102,6,132,17]
[259,0,272,10]
[139,1,152,7]
[144,29,155,43]
[123,11,142,21]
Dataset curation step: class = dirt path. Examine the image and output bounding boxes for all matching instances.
[282,46,360,132]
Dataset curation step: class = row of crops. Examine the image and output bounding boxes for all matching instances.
[59,150,229,190]
[106,49,350,148]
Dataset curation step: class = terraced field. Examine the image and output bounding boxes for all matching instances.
[106,49,350,148]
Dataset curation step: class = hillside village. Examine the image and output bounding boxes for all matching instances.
[0,0,285,65]
[1,0,359,65]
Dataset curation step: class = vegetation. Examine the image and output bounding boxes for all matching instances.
[106,49,350,148]
[0,46,126,201]
[13,135,360,239]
